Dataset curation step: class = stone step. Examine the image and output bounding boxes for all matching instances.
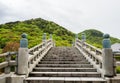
[39,61,90,64]
[33,67,97,72]
[25,77,106,83]
[43,55,85,59]
[42,58,86,60]
[29,72,101,77]
[41,59,87,61]
[36,64,93,68]
[41,59,86,61]
[42,58,86,61]
[43,55,84,57]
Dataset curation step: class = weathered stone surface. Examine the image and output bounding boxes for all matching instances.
[17,48,28,75]
[82,33,86,42]
[0,73,11,83]
[9,74,26,83]
[102,48,114,77]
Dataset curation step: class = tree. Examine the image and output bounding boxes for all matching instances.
[3,42,19,53]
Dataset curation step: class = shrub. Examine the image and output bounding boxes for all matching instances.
[3,42,19,53]
[116,66,120,73]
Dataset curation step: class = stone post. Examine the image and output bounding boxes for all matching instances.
[102,34,114,77]
[50,34,52,40]
[50,34,54,47]
[42,33,47,47]
[75,34,78,40]
[5,52,11,74]
[81,33,86,42]
[17,33,28,75]
[81,33,86,46]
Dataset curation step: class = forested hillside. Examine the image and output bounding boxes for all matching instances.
[0,18,74,53]
[78,29,120,48]
[0,18,120,53]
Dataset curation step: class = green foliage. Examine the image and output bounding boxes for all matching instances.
[78,29,120,49]
[55,40,71,46]
[0,18,120,54]
[0,18,75,53]
[114,55,120,73]
[115,56,120,61]
[0,57,5,63]
[116,66,120,73]
[0,49,2,54]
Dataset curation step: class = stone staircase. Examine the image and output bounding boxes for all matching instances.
[25,47,106,83]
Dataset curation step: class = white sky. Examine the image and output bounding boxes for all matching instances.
[0,0,120,38]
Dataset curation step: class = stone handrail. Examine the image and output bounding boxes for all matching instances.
[75,38,115,77]
[28,39,53,55]
[0,33,55,83]
[75,39,104,76]
[0,39,54,75]
[28,43,44,55]
[0,52,17,74]
[28,39,53,74]
[77,39,102,54]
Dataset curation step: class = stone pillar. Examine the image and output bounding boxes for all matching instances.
[81,33,86,42]
[75,34,78,40]
[50,34,52,40]
[81,33,86,46]
[50,34,54,47]
[17,33,28,75]
[42,33,47,47]
[102,34,114,77]
[5,52,11,74]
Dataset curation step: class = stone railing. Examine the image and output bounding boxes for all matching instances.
[75,39,103,75]
[0,52,17,74]
[0,33,54,83]
[28,39,53,74]
[0,39,53,76]
[0,33,54,76]
[75,34,115,77]
[17,33,54,76]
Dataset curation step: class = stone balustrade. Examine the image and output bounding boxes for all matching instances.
[0,40,53,76]
[0,33,54,83]
[28,39,53,74]
[0,33,54,75]
[0,52,17,74]
[75,34,115,77]
[75,39,103,76]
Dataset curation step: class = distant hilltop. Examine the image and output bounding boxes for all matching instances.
[78,29,120,48]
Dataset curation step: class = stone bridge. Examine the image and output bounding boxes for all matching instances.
[0,33,119,83]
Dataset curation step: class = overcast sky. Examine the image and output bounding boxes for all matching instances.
[0,0,120,38]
